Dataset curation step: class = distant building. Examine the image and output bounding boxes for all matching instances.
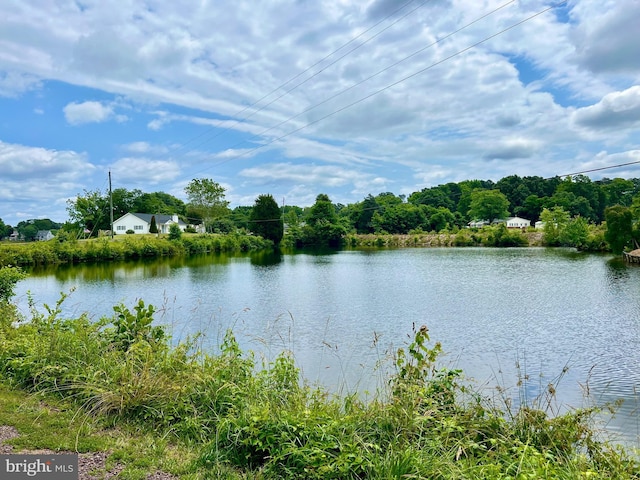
[505,217,531,229]
[112,213,187,234]
[35,230,54,241]
[467,220,490,228]
[468,217,531,229]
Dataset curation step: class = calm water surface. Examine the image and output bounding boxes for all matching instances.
[15,247,640,445]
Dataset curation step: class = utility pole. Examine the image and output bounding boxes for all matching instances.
[109,170,114,239]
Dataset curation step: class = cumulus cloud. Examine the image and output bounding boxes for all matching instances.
[483,138,541,160]
[572,86,640,130]
[0,141,94,222]
[0,70,41,97]
[1,0,639,217]
[110,157,181,184]
[571,0,640,74]
[63,101,115,125]
[240,162,369,188]
[121,142,169,155]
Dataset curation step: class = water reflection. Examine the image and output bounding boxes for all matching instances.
[249,249,283,266]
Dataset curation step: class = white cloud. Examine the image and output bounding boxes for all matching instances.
[571,0,640,75]
[0,141,95,223]
[121,142,169,155]
[110,157,181,184]
[239,162,379,190]
[572,86,640,131]
[0,70,41,97]
[0,0,639,216]
[63,101,115,125]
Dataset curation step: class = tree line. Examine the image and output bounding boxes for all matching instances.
[3,174,640,252]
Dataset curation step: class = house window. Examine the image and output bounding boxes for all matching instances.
[134,225,144,230]
[117,226,126,231]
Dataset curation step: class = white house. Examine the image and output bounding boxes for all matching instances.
[35,230,55,241]
[112,213,187,235]
[505,216,531,229]
[467,220,490,228]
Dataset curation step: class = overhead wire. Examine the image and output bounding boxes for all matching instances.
[188,1,566,177]
[168,0,432,157]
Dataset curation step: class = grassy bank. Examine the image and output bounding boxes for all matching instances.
[0,233,273,267]
[346,230,542,248]
[0,283,638,479]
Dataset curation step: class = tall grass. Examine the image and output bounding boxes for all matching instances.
[0,233,273,267]
[0,286,638,478]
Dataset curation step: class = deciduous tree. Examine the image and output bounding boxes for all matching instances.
[468,189,510,223]
[184,178,230,232]
[604,205,633,253]
[250,194,283,245]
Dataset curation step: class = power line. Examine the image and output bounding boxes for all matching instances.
[168,0,432,157]
[552,159,640,179]
[188,1,564,176]
[188,0,516,173]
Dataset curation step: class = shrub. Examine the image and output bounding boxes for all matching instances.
[168,224,182,241]
[0,265,26,303]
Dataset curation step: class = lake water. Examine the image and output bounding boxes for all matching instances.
[14,247,640,445]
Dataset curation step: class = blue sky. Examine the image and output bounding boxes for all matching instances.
[1,0,640,226]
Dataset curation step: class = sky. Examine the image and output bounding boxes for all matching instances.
[1,0,640,226]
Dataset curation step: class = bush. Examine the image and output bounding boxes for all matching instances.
[0,266,26,304]
[168,224,182,241]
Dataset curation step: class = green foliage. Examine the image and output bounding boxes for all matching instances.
[540,206,571,246]
[250,194,284,244]
[0,233,271,266]
[149,215,158,234]
[561,216,590,250]
[168,223,182,240]
[109,300,164,352]
[0,217,13,239]
[605,205,633,253]
[185,178,230,231]
[468,189,510,223]
[484,224,528,247]
[286,194,346,248]
[0,266,26,303]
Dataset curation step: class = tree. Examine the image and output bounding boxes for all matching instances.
[468,190,510,223]
[371,203,426,233]
[561,216,590,250]
[355,194,379,233]
[149,215,158,234]
[0,218,12,239]
[250,194,283,245]
[168,223,182,241]
[604,205,633,254]
[184,178,230,232]
[67,189,110,232]
[540,206,570,246]
[296,194,346,247]
[132,191,186,215]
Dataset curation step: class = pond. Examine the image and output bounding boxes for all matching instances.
[14,247,640,445]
